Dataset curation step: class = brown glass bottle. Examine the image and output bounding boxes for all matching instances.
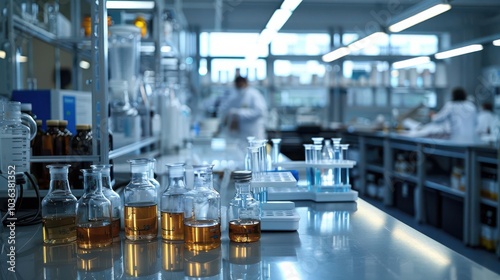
[31,120,45,185]
[70,125,92,189]
[58,120,72,156]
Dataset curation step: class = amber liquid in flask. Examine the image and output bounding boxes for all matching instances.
[124,203,158,240]
[76,223,113,249]
[111,218,120,239]
[43,216,77,244]
[161,212,184,240]
[229,219,261,243]
[184,220,221,251]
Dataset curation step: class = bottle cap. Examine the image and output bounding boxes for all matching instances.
[46,120,60,126]
[36,119,43,126]
[59,120,68,126]
[76,124,91,130]
[232,170,252,182]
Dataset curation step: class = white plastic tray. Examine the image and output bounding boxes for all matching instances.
[260,201,300,231]
[251,171,297,188]
[267,187,358,202]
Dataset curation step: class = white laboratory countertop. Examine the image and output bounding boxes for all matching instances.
[1,199,498,279]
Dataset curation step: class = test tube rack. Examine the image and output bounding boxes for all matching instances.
[267,160,358,202]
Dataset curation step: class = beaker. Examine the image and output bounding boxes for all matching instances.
[108,25,141,107]
[124,159,158,241]
[42,164,77,244]
[76,169,112,249]
[91,164,121,241]
[183,165,221,251]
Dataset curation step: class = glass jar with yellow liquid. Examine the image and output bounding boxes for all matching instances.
[76,169,113,249]
[228,171,261,243]
[183,165,221,251]
[41,164,77,244]
[124,159,158,241]
[161,163,187,241]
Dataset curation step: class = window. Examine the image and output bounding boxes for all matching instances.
[274,60,326,85]
[271,33,330,55]
[210,58,267,84]
[390,34,438,55]
[199,32,268,57]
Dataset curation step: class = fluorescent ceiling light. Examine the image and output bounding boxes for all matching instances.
[18,56,28,63]
[258,28,278,45]
[0,50,5,59]
[348,32,387,52]
[161,46,172,53]
[322,47,350,63]
[141,45,155,53]
[389,3,451,33]
[281,0,302,12]
[493,39,500,46]
[393,56,431,69]
[79,60,91,69]
[266,9,292,31]
[435,44,483,59]
[106,1,155,10]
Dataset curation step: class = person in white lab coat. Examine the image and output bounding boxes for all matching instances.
[217,76,268,140]
[430,87,477,143]
[476,102,495,137]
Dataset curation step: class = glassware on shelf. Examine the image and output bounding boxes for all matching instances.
[228,171,261,243]
[42,164,77,244]
[124,159,158,241]
[57,120,72,155]
[183,165,221,251]
[161,163,188,241]
[91,164,122,241]
[76,169,113,249]
[271,138,282,167]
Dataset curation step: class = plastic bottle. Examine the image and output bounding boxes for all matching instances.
[183,165,221,251]
[42,164,77,244]
[124,159,158,241]
[91,164,122,241]
[228,171,261,243]
[0,101,31,173]
[160,163,188,241]
[76,169,112,249]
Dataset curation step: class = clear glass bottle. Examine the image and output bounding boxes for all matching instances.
[146,158,161,215]
[0,101,31,173]
[124,159,158,241]
[42,164,77,244]
[228,170,261,243]
[161,163,188,241]
[91,164,122,241]
[183,165,221,251]
[76,169,112,249]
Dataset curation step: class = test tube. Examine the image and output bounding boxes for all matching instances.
[244,137,256,170]
[271,138,281,167]
[332,138,342,186]
[340,144,350,191]
[311,137,324,145]
[249,146,265,202]
[313,144,323,190]
[303,144,314,188]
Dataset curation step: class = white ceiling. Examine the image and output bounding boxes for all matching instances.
[180,0,500,35]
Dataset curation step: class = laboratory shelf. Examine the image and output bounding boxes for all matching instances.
[424,181,465,198]
[477,155,498,165]
[30,155,100,163]
[391,172,418,184]
[422,146,466,159]
[389,141,417,152]
[109,136,160,159]
[366,164,384,174]
[481,198,498,208]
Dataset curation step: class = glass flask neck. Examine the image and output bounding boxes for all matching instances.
[235,180,252,195]
[82,170,103,195]
[129,160,150,182]
[48,165,71,192]
[192,166,213,190]
[91,165,112,189]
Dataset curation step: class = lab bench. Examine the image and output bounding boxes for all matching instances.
[269,129,499,254]
[1,199,498,279]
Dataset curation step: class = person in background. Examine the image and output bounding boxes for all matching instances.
[217,76,268,140]
[430,87,477,142]
[476,102,495,137]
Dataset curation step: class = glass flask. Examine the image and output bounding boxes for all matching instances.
[183,165,221,251]
[124,159,158,241]
[146,158,161,216]
[42,164,77,244]
[228,170,261,243]
[161,163,188,241]
[91,164,122,240]
[76,169,113,249]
